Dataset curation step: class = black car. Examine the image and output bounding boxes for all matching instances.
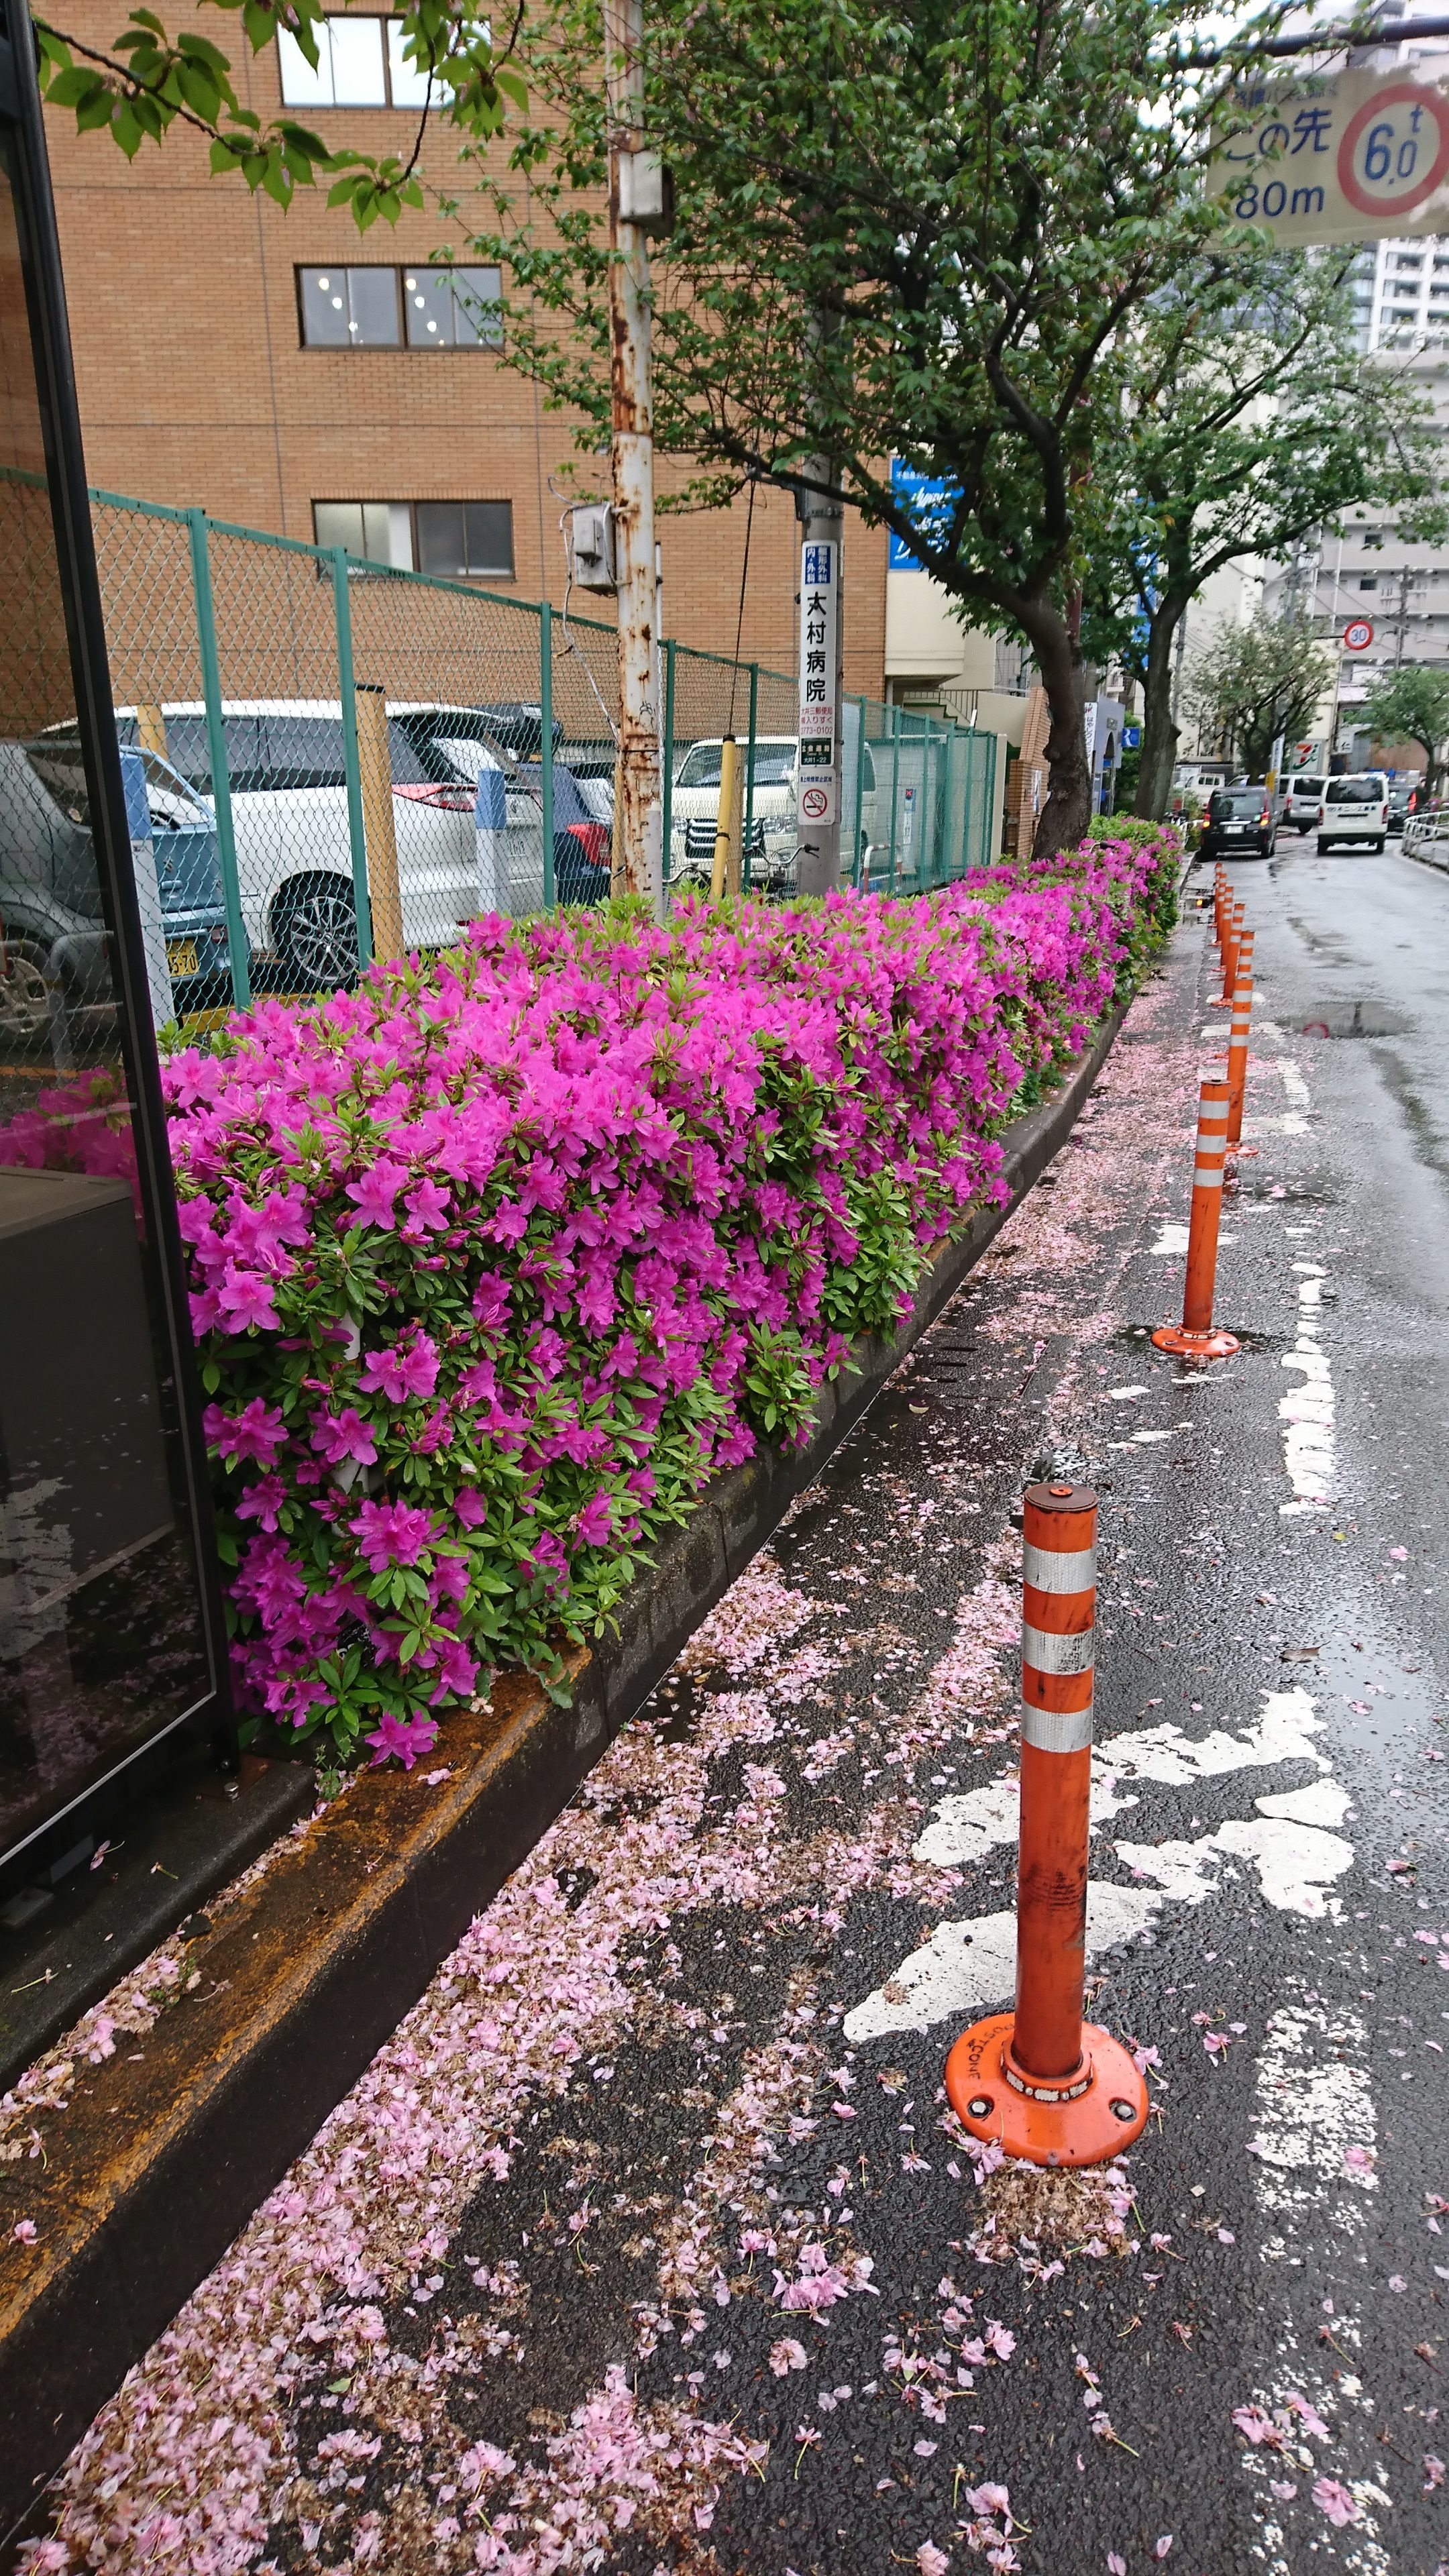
[1200,784,1276,861]
[0,736,241,1042]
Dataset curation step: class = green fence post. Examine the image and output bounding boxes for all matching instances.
[743,661,758,892]
[982,730,997,866]
[329,547,373,971]
[845,695,856,885]
[540,601,555,909]
[662,637,676,887]
[881,706,892,896]
[186,506,250,1008]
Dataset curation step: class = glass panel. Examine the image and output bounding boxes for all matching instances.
[313,498,366,555]
[345,266,400,345]
[299,267,350,346]
[463,501,513,575]
[277,24,334,105]
[261,713,348,788]
[403,268,455,346]
[386,16,435,106]
[0,139,209,1869]
[327,13,387,103]
[451,266,503,347]
[414,499,467,576]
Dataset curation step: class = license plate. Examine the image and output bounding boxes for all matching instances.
[166,940,199,977]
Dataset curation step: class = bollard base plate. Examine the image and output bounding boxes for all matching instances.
[945,2015,1150,2167]
[1150,1323,1239,1360]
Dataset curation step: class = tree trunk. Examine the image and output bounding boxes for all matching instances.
[1136,603,1182,820]
[1022,605,1090,860]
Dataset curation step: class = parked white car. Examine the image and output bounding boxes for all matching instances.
[669,735,799,888]
[1316,772,1389,855]
[669,723,888,890]
[113,700,562,983]
[1281,770,1327,833]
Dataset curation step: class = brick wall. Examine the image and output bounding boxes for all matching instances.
[44,7,885,693]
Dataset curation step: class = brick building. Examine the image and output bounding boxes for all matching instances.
[44,5,886,694]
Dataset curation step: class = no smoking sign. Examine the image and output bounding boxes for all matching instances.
[800,784,830,822]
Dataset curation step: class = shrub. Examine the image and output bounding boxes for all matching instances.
[136,836,1175,1767]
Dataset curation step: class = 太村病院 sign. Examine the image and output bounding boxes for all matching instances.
[1210,63,1449,245]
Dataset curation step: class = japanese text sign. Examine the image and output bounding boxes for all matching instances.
[798,539,839,828]
[1211,64,1449,245]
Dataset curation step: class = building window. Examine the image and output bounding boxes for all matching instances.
[278,14,435,107]
[297,264,500,348]
[311,499,515,580]
[1359,574,1378,591]
[415,500,514,578]
[298,266,401,346]
[403,266,502,346]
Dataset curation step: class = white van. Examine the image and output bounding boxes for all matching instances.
[1282,771,1327,833]
[1317,772,1389,855]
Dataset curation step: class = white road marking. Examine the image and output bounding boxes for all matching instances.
[1242,1999,1391,2576]
[847,1691,1350,2038]
[1281,1261,1334,1515]
[1148,1221,1237,1254]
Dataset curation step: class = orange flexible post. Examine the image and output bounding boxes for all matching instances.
[944,1483,1149,2167]
[1152,1079,1239,1360]
[1218,899,1245,1006]
[1226,938,1256,1149]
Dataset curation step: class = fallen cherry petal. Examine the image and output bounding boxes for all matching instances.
[1311,2476,1360,2528]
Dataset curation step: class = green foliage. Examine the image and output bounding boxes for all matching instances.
[1183,612,1332,779]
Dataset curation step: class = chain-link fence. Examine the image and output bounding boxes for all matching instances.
[72,490,1001,1031]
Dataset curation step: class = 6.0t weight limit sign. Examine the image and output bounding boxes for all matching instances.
[1212,64,1449,245]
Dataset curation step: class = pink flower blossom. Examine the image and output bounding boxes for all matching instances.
[1311,2477,1360,2528]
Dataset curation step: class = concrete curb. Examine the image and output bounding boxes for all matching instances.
[0,998,1127,2536]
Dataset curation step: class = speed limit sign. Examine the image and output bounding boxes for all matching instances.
[1343,618,1374,652]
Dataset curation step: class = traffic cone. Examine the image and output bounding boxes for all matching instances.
[945,1481,1149,2167]
[1152,1079,1239,1359]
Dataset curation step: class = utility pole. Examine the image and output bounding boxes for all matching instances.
[604,0,663,912]
[796,447,845,897]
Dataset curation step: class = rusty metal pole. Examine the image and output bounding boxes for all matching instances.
[605,0,663,917]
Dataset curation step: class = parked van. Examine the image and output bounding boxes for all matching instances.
[1317,773,1389,854]
[1281,771,1327,833]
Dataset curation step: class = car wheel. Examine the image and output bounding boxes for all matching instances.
[1316,837,1330,854]
[0,936,53,1046]
[271,875,360,992]
[1372,836,1386,853]
[1297,822,1310,835]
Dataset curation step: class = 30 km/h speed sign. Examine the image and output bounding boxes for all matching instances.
[1212,64,1449,245]
[1343,619,1375,653]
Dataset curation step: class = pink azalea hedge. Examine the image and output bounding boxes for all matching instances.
[152,833,1176,1766]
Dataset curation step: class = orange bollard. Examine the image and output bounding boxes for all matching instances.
[1226,938,1256,1150]
[1152,1078,1239,1360]
[1217,899,1245,1005]
[945,1481,1149,2167]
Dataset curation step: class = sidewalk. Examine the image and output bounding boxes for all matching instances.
[23,888,1449,2576]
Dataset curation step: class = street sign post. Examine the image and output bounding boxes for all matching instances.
[797,538,839,830]
[1211,62,1449,244]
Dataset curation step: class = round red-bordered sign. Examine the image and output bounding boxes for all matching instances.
[1338,81,1449,219]
[1343,617,1375,651]
[800,784,830,820]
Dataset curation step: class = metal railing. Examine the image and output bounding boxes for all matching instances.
[71,489,1000,1026]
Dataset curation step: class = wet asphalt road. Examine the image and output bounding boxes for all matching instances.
[35,845,1449,2576]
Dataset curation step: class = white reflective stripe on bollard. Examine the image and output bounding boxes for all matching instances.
[1021,1621,1095,1675]
[1022,1542,1097,1594]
